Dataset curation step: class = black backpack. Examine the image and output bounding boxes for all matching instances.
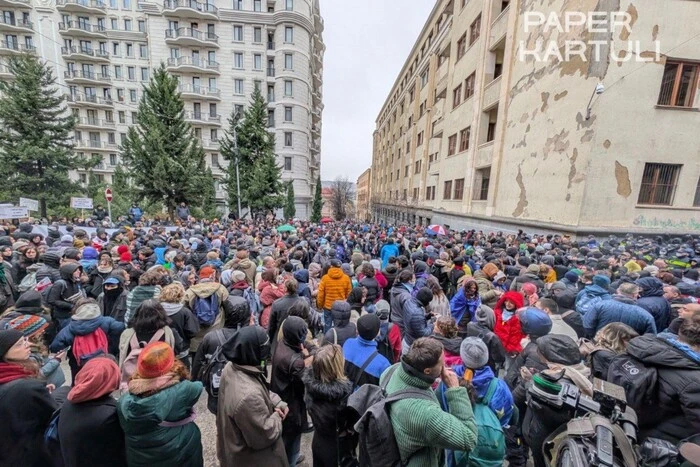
[606,353,658,425]
[201,330,228,414]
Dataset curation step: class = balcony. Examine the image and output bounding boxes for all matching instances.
[0,0,31,8]
[198,137,219,149]
[184,111,221,125]
[0,17,32,32]
[64,69,111,85]
[74,139,118,151]
[267,41,275,50]
[61,46,109,62]
[76,117,116,129]
[0,40,34,56]
[482,75,501,111]
[434,62,448,101]
[489,4,510,50]
[58,21,107,38]
[56,0,106,14]
[166,56,219,74]
[266,67,275,78]
[165,27,219,48]
[178,84,221,100]
[163,0,218,19]
[66,93,113,107]
[0,63,11,78]
[475,141,494,168]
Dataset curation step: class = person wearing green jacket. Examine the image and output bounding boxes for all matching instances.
[380,337,478,467]
[118,341,204,467]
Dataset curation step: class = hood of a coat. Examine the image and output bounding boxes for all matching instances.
[327,266,344,280]
[414,260,428,275]
[293,269,309,284]
[119,381,199,426]
[282,316,308,348]
[627,334,700,370]
[222,325,270,365]
[495,290,524,311]
[68,317,102,336]
[41,252,61,269]
[432,334,462,355]
[331,301,352,326]
[302,368,353,402]
[636,277,665,298]
[224,296,251,328]
[190,281,224,298]
[59,262,82,281]
[237,258,254,270]
[584,284,611,297]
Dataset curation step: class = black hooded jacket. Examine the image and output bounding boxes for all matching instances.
[636,277,672,332]
[36,252,62,284]
[47,263,85,320]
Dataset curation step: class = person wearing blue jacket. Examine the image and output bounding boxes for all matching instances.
[575,274,612,315]
[449,278,482,331]
[583,282,657,338]
[401,288,435,353]
[380,238,399,269]
[636,276,672,332]
[343,313,391,390]
[50,299,125,383]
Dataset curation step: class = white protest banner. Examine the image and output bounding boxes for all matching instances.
[19,197,39,211]
[0,206,29,219]
[70,197,94,209]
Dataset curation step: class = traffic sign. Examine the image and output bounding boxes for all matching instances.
[105,187,113,202]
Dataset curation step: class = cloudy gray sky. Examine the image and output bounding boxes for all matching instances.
[319,1,436,182]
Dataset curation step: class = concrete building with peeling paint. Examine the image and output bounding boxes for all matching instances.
[369,0,700,235]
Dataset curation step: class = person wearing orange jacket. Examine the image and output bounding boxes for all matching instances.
[317,259,352,333]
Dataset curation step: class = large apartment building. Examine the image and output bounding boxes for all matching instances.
[370,0,700,235]
[0,0,324,217]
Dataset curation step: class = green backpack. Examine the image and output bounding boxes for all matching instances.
[454,378,506,467]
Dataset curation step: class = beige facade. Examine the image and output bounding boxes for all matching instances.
[356,167,370,221]
[0,0,323,217]
[370,0,700,235]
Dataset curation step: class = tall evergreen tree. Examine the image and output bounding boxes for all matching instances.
[119,63,214,219]
[284,181,296,219]
[311,176,323,223]
[0,55,82,218]
[219,110,242,213]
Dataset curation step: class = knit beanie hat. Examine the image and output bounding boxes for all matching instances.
[357,313,380,340]
[7,315,49,338]
[0,329,24,359]
[82,247,98,260]
[61,234,73,243]
[136,341,175,379]
[73,303,101,321]
[375,300,390,320]
[519,307,552,338]
[67,357,120,403]
[416,287,433,307]
[527,264,541,275]
[120,252,132,263]
[231,270,247,284]
[592,274,611,289]
[482,263,499,279]
[460,337,489,369]
[564,271,580,284]
[476,305,496,330]
[117,245,129,255]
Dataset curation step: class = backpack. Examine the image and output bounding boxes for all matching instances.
[349,365,434,467]
[18,271,37,293]
[376,323,395,364]
[44,406,62,456]
[120,328,165,388]
[606,353,658,424]
[201,329,228,414]
[194,293,219,326]
[465,379,505,467]
[72,327,108,367]
[242,287,262,321]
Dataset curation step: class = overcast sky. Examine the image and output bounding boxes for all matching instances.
[319,1,436,182]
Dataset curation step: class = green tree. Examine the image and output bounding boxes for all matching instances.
[284,181,296,219]
[222,87,283,217]
[119,63,215,219]
[219,110,242,215]
[0,55,84,218]
[311,176,323,223]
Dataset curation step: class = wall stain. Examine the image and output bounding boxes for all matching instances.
[580,130,594,143]
[615,161,632,198]
[526,124,531,133]
[620,3,638,41]
[513,164,529,217]
[576,112,596,130]
[543,129,570,159]
[554,90,568,101]
[516,134,528,148]
[616,49,627,67]
[652,25,659,41]
[567,148,579,190]
[520,113,529,123]
[604,139,611,149]
[541,92,550,112]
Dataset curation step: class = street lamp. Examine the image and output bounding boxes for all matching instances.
[585,82,605,120]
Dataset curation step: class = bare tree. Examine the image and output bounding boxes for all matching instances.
[329,176,355,220]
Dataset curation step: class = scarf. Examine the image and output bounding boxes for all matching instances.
[0,362,34,384]
[128,373,180,396]
[502,309,515,322]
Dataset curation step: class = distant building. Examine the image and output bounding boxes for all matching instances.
[356,168,371,221]
[321,186,334,219]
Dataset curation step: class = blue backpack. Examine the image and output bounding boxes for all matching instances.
[194,293,219,326]
[242,287,262,322]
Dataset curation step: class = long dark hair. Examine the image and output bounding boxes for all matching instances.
[131,299,170,335]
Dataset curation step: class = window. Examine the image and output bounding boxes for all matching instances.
[127,66,135,80]
[284,156,292,170]
[285,0,293,10]
[456,33,467,60]
[234,79,244,94]
[695,177,700,207]
[452,84,463,109]
[267,109,275,127]
[233,0,242,9]
[137,20,145,32]
[443,180,453,200]
[413,187,419,200]
[406,141,410,154]
[131,111,137,123]
[253,27,262,43]
[284,53,293,70]
[140,67,148,81]
[233,52,243,69]
[114,65,122,79]
[233,25,243,41]
[253,53,262,70]
[425,186,435,201]
[465,72,476,99]
[475,167,490,200]
[414,160,421,174]
[123,19,132,31]
[129,89,137,102]
[416,131,424,146]
[253,0,261,11]
[118,111,125,123]
[409,85,416,102]
[109,154,118,165]
[469,14,481,45]
[637,163,682,205]
[112,41,119,55]
[125,43,133,57]
[116,88,124,101]
[120,132,127,143]
[420,69,428,88]
[284,132,292,146]
[448,134,457,156]
[486,121,496,142]
[111,18,118,29]
[139,44,147,58]
[459,127,470,152]
[107,130,115,142]
[122,0,130,8]
[284,106,292,122]
[284,80,293,96]
[657,61,699,108]
[210,153,219,167]
[284,26,293,43]
[404,165,409,177]
[454,178,464,200]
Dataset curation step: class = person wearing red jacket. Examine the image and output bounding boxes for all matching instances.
[493,290,525,371]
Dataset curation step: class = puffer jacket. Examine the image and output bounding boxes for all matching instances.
[47,263,86,320]
[317,267,352,310]
[626,333,700,443]
[402,296,432,346]
[583,295,657,338]
[323,302,356,346]
[359,275,380,304]
[493,291,526,354]
[636,277,672,333]
[118,381,204,467]
[389,283,412,334]
[35,253,62,284]
[474,270,500,308]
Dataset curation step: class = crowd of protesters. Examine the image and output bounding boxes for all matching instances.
[0,214,699,467]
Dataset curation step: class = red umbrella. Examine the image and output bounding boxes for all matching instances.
[320,217,333,224]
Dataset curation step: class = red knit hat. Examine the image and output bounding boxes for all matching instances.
[199,265,215,279]
[136,341,174,378]
[120,252,132,263]
[117,245,129,255]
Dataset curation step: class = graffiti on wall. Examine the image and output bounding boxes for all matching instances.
[633,215,700,231]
